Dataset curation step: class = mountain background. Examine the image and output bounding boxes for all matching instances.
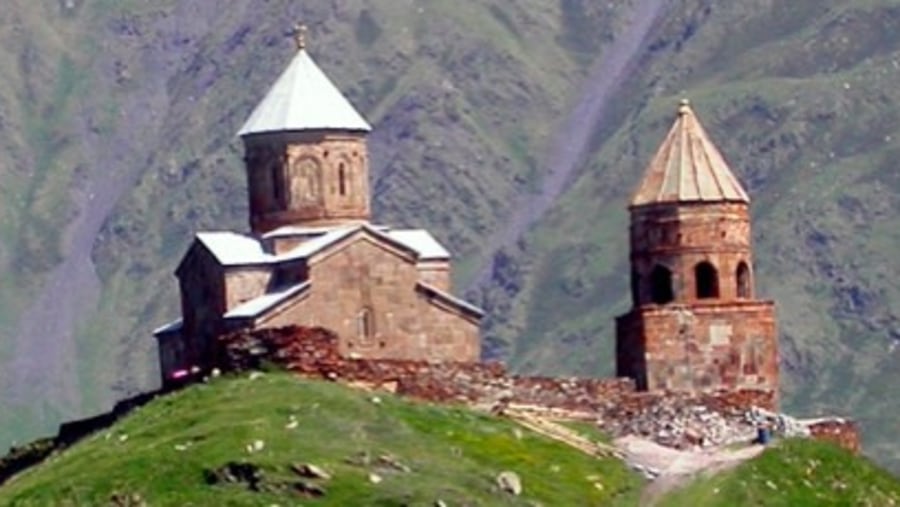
[1,0,900,473]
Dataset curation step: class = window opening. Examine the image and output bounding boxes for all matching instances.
[695,262,719,299]
[649,265,674,304]
[736,262,751,299]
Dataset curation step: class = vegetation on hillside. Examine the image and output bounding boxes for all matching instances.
[3,374,898,506]
[0,374,643,506]
[660,439,900,506]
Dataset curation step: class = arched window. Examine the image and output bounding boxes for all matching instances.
[358,308,374,343]
[649,265,674,304]
[338,163,347,196]
[695,261,719,299]
[630,269,641,306]
[736,261,751,299]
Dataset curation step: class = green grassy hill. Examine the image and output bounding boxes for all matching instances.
[659,439,900,507]
[2,374,898,506]
[0,373,643,506]
[2,0,900,477]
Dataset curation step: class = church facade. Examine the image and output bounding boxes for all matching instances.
[154,35,482,383]
[615,100,779,395]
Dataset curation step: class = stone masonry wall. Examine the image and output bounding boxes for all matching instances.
[216,326,773,414]
[215,327,863,453]
[243,131,370,233]
[618,302,779,394]
[260,236,479,362]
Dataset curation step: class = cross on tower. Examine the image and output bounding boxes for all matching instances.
[294,23,308,50]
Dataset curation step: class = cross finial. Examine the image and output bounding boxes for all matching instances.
[294,23,308,50]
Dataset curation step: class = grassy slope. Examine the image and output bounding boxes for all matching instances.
[0,374,643,506]
[2,375,897,506]
[660,439,900,506]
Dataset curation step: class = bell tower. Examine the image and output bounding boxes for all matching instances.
[238,25,372,234]
[615,100,779,396]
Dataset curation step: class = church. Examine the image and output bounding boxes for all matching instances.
[615,99,780,395]
[154,31,482,383]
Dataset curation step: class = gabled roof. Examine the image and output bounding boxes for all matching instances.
[237,49,371,136]
[385,230,450,261]
[196,232,271,266]
[416,282,485,320]
[224,282,311,320]
[630,100,750,207]
[192,225,449,269]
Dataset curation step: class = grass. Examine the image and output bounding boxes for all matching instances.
[0,373,644,506]
[659,439,900,506]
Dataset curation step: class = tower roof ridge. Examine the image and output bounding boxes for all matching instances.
[630,100,750,207]
[237,42,371,137]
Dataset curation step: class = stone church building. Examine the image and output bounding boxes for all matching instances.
[154,36,482,383]
[616,100,779,394]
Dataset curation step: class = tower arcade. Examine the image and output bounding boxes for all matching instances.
[615,100,779,395]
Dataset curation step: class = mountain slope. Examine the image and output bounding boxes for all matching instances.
[1,0,900,476]
[0,374,643,506]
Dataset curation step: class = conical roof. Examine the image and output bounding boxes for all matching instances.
[630,100,749,207]
[238,48,371,137]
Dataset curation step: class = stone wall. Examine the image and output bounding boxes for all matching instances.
[243,131,370,233]
[617,301,779,394]
[216,326,774,414]
[260,236,480,362]
[629,202,753,305]
[807,419,862,454]
[214,326,867,453]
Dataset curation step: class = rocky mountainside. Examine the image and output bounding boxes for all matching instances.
[1,0,900,473]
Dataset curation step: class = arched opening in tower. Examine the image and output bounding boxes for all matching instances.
[736,261,751,299]
[339,163,347,196]
[695,261,719,299]
[649,265,674,304]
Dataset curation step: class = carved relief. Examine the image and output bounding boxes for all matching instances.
[289,156,321,206]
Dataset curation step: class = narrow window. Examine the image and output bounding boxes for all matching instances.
[271,163,282,205]
[695,261,719,299]
[649,265,674,304]
[358,308,374,342]
[630,269,641,306]
[338,163,347,196]
[736,262,751,299]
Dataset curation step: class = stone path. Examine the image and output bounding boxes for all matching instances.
[504,409,766,505]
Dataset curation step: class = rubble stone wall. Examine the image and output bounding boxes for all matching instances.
[807,419,861,454]
[216,326,777,415]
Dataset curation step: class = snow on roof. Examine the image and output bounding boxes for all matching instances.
[386,229,450,260]
[278,226,360,262]
[416,282,484,318]
[196,232,271,266]
[224,282,311,320]
[195,225,452,267]
[238,49,371,136]
[153,318,183,336]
